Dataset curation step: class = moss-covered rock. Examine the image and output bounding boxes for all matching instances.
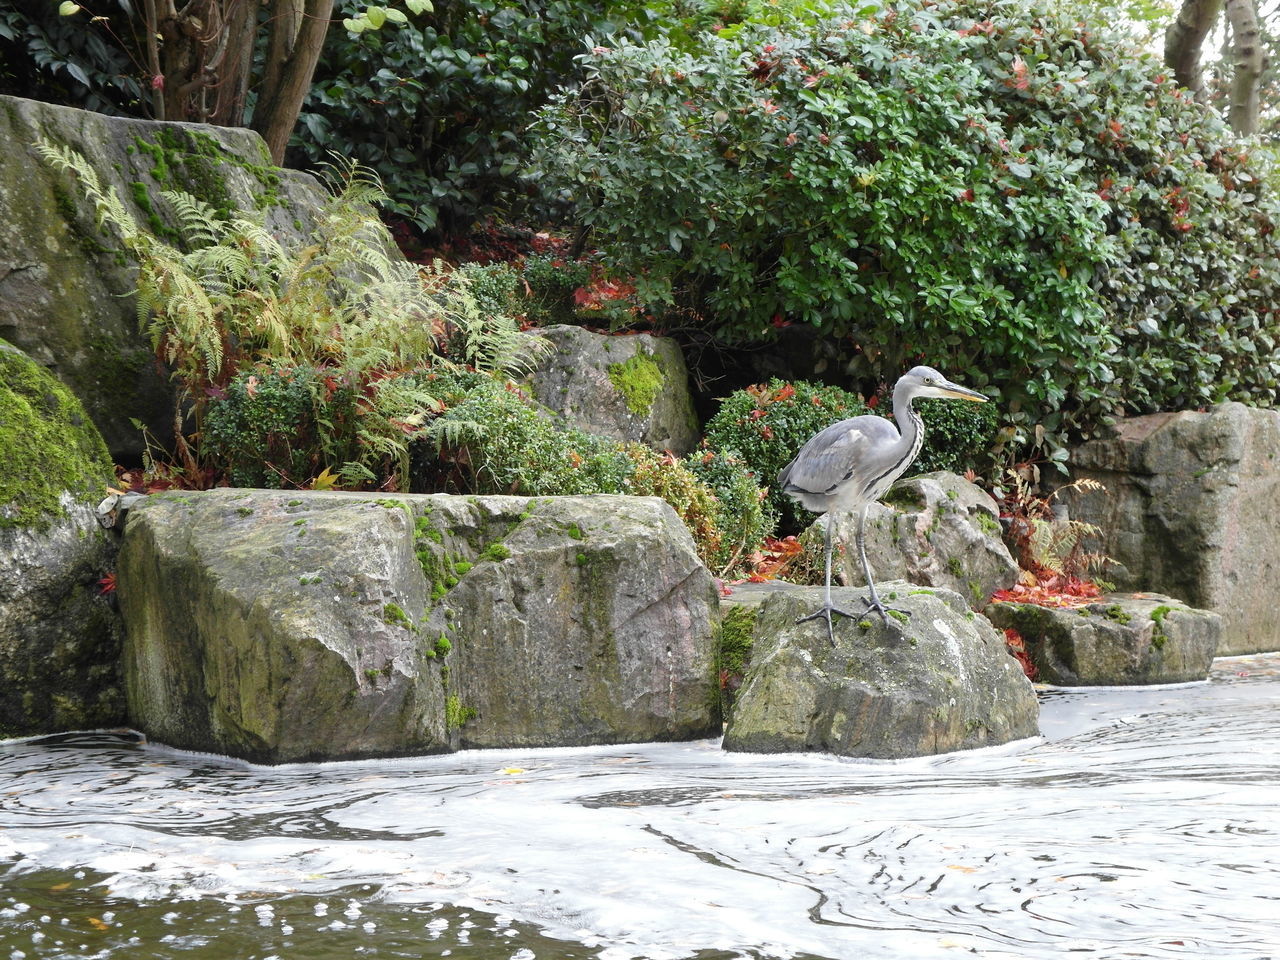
[722,582,1038,758]
[0,340,123,737]
[117,489,720,761]
[525,324,700,455]
[0,340,113,530]
[0,95,327,461]
[800,472,1018,610]
[985,593,1221,685]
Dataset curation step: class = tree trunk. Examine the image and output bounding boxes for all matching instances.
[250,0,335,163]
[207,0,261,127]
[1225,0,1265,134]
[1165,0,1224,98]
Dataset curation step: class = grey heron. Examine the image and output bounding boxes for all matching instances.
[777,365,988,642]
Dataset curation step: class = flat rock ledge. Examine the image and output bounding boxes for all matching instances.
[722,582,1039,758]
[117,489,720,763]
[985,594,1221,686]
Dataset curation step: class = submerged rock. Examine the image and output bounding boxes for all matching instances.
[985,594,1220,686]
[722,582,1038,758]
[808,472,1018,609]
[1067,402,1280,655]
[0,340,122,737]
[524,324,700,455]
[117,490,719,762]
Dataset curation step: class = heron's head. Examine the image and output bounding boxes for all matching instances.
[901,365,987,403]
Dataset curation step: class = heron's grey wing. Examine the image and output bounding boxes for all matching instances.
[778,415,898,496]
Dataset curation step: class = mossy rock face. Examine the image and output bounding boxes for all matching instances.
[722,582,1039,758]
[985,593,1221,685]
[1068,402,1280,656]
[0,340,123,736]
[0,95,328,461]
[0,339,114,530]
[117,489,720,762]
[525,324,700,455]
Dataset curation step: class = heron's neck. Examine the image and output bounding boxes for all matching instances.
[891,381,925,476]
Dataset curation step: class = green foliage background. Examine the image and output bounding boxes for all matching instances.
[531,0,1280,455]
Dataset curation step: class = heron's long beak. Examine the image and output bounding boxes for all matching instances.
[940,381,988,403]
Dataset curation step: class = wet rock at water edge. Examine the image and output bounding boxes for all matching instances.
[1067,402,1280,655]
[808,472,1018,611]
[985,594,1220,686]
[524,324,700,456]
[722,582,1039,758]
[117,489,720,763]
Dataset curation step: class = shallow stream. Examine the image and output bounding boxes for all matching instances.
[2,655,1278,960]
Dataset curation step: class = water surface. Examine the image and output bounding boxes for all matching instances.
[2,655,1278,959]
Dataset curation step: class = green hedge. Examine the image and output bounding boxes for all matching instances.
[530,0,1280,456]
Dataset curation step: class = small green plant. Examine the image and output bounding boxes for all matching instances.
[479,542,512,563]
[434,634,452,657]
[685,445,774,577]
[383,602,415,631]
[445,694,477,730]
[1104,605,1132,625]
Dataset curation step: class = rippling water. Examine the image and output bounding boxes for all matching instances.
[3,655,1278,960]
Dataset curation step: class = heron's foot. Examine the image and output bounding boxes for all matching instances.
[860,595,911,626]
[796,603,860,645]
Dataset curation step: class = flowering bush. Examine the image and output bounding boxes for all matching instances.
[531,0,1280,455]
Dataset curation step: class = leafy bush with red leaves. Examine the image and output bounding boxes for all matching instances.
[531,0,1280,458]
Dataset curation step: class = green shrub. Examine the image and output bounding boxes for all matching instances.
[703,379,866,530]
[914,397,1000,475]
[685,445,775,574]
[530,0,1280,456]
[292,1,704,235]
[422,377,769,571]
[203,366,330,488]
[424,378,633,496]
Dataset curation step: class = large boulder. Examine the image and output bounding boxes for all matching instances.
[985,594,1220,686]
[722,582,1038,758]
[1067,402,1280,654]
[0,340,123,737]
[804,472,1018,610]
[0,95,327,461]
[524,324,700,455]
[116,489,720,762]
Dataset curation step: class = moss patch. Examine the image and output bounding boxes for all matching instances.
[716,604,758,713]
[0,341,114,530]
[607,352,665,415]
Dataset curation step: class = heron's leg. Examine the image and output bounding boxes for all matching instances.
[796,511,859,643]
[854,504,910,624]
